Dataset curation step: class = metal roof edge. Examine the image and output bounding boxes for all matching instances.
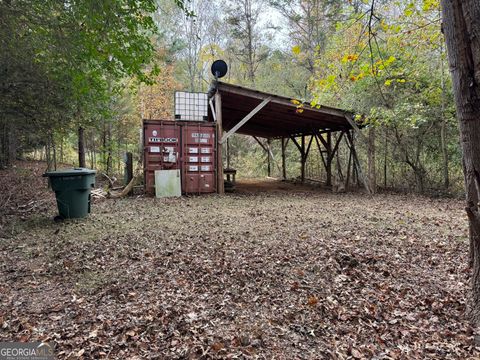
[213,81,355,118]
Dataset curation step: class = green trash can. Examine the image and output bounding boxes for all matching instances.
[43,168,96,219]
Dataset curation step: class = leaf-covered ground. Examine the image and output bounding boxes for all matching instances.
[1,164,479,359]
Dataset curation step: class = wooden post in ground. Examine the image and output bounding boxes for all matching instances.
[326,132,333,186]
[301,135,305,182]
[215,91,224,194]
[125,152,133,195]
[346,142,353,189]
[281,137,287,180]
[267,138,272,177]
[226,138,230,169]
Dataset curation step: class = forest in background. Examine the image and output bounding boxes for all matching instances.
[0,0,461,195]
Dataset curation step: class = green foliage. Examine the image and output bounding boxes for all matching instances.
[308,0,460,192]
[0,0,164,168]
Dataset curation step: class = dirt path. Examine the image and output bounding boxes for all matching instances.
[0,167,477,359]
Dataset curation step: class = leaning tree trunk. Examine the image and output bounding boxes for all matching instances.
[441,0,480,323]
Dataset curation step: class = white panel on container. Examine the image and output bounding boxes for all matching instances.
[150,146,160,153]
[163,154,177,162]
[192,132,211,139]
[189,156,198,162]
[200,157,211,163]
[188,148,199,154]
[189,165,198,171]
[200,148,211,154]
[155,170,181,198]
[201,165,211,171]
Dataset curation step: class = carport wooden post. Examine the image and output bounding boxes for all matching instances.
[346,142,353,188]
[226,138,230,169]
[326,132,333,186]
[301,135,306,182]
[281,137,287,180]
[215,91,224,194]
[267,138,272,177]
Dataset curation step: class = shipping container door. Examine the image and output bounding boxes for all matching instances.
[182,123,216,193]
[143,121,181,195]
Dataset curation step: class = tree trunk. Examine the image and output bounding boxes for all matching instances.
[45,140,51,171]
[101,121,113,175]
[9,123,17,163]
[88,132,94,169]
[52,132,57,170]
[368,126,377,193]
[440,119,449,189]
[384,126,388,188]
[0,120,8,168]
[106,122,112,175]
[441,0,480,323]
[102,122,107,172]
[91,131,97,169]
[59,135,64,164]
[78,126,86,168]
[405,160,425,193]
[440,37,450,189]
[414,167,425,194]
[245,1,255,85]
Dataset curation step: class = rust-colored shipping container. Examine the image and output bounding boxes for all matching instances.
[143,120,217,195]
[143,120,182,195]
[181,122,216,193]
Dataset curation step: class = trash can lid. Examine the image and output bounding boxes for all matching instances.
[43,168,97,177]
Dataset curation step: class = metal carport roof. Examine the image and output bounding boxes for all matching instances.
[211,81,359,139]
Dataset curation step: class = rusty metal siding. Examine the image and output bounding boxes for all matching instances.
[143,120,217,195]
[143,120,181,195]
[182,122,216,194]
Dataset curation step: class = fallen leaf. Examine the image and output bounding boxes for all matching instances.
[211,342,224,351]
[307,295,318,306]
